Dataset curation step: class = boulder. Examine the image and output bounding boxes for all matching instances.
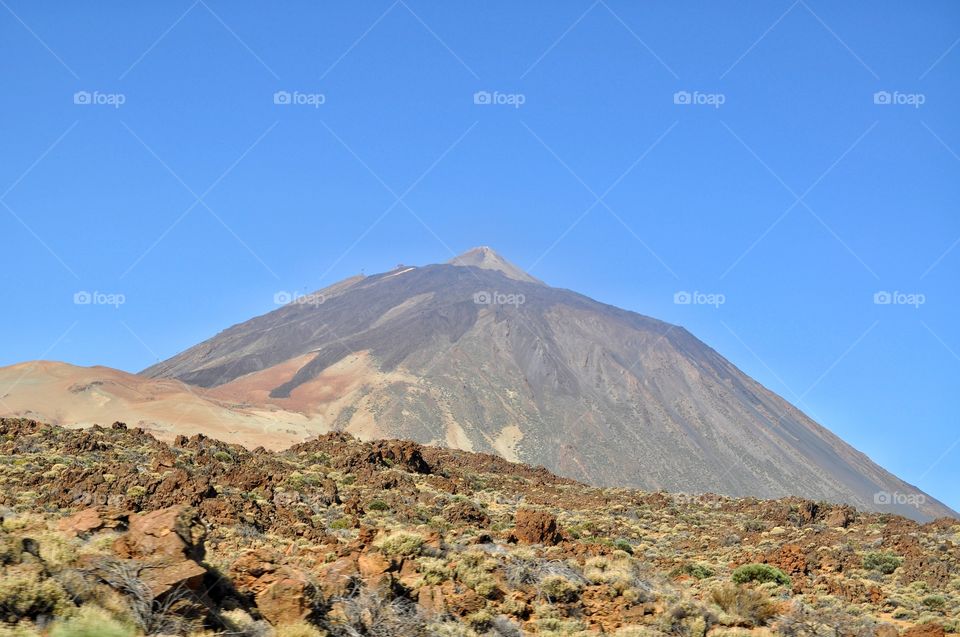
[256,570,314,626]
[58,507,127,537]
[824,506,856,528]
[317,556,360,599]
[112,505,207,597]
[229,549,315,626]
[513,509,560,545]
[904,625,945,637]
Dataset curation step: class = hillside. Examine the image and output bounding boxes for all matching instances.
[141,248,953,522]
[0,417,956,636]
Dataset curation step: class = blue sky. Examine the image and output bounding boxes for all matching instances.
[1,1,958,510]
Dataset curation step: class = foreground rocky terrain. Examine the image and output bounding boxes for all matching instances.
[0,417,956,636]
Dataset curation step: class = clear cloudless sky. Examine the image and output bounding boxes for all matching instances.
[1,1,957,510]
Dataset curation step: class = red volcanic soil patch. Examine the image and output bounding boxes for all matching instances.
[208,351,381,415]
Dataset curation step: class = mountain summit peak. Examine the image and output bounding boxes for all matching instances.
[448,246,542,284]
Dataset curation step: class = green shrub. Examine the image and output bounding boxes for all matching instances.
[274,621,326,637]
[0,623,42,637]
[417,557,451,584]
[710,584,777,627]
[743,519,765,532]
[124,485,147,498]
[0,572,73,619]
[863,552,902,575]
[50,606,135,637]
[367,500,390,512]
[731,563,791,587]
[213,450,233,463]
[329,517,352,530]
[465,609,493,631]
[374,531,424,557]
[922,595,946,610]
[612,538,634,554]
[673,562,715,579]
[540,575,580,603]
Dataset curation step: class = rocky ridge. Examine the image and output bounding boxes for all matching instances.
[0,417,957,636]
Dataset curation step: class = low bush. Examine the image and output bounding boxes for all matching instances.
[49,606,135,637]
[710,583,778,627]
[612,539,634,554]
[274,621,326,637]
[416,557,451,584]
[0,570,73,620]
[672,562,715,579]
[367,500,390,512]
[374,531,425,557]
[731,563,791,587]
[863,552,902,575]
[922,595,946,610]
[539,575,581,603]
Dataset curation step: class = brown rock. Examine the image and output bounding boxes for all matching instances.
[417,585,447,615]
[229,549,315,626]
[765,544,808,577]
[875,625,900,637]
[58,507,127,537]
[397,557,419,587]
[357,551,391,577]
[443,500,490,527]
[448,587,486,616]
[230,549,280,591]
[903,625,945,637]
[900,555,951,588]
[513,508,560,545]
[150,448,177,471]
[142,559,208,598]
[111,505,208,597]
[824,506,856,528]
[113,505,205,562]
[255,570,314,626]
[317,556,360,599]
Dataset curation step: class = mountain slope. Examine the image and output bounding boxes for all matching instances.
[142,249,954,521]
[0,361,320,448]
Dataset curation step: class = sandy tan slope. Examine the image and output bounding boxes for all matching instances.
[0,361,326,450]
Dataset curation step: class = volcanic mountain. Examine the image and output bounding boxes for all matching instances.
[132,247,953,522]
